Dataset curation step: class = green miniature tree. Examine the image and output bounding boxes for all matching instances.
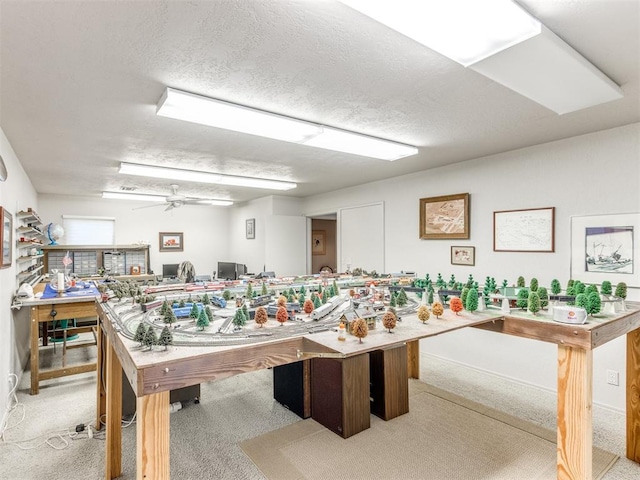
[246,283,253,299]
[566,279,575,290]
[397,288,408,307]
[566,285,576,305]
[143,326,158,351]
[427,287,434,305]
[232,309,246,329]
[242,304,249,322]
[537,287,549,309]
[575,293,588,310]
[528,291,540,315]
[574,281,586,295]
[261,282,268,296]
[465,287,478,313]
[313,295,322,309]
[321,292,328,304]
[189,303,199,319]
[501,279,508,290]
[333,280,339,297]
[466,274,474,289]
[601,280,612,296]
[158,326,173,350]
[317,285,323,297]
[134,322,146,345]
[389,293,397,308]
[298,292,306,309]
[222,290,232,301]
[196,309,209,330]
[164,307,176,325]
[160,300,169,316]
[436,273,446,289]
[178,298,186,308]
[586,284,599,296]
[615,282,627,299]
[530,278,539,292]
[516,288,529,310]
[299,285,306,297]
[201,292,210,305]
[205,305,213,323]
[460,287,470,308]
[448,274,457,288]
[550,279,561,295]
[517,276,525,288]
[587,291,601,316]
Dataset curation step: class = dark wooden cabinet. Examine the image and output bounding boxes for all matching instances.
[273,360,311,419]
[311,354,370,438]
[369,345,409,420]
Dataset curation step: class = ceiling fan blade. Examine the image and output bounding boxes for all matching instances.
[133,203,165,210]
[165,203,176,211]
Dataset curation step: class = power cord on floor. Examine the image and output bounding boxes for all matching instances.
[0,373,23,441]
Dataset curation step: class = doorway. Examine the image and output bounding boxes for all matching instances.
[310,215,337,274]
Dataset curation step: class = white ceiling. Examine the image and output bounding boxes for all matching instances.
[1,0,639,205]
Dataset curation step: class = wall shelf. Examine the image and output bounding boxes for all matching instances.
[16,208,45,290]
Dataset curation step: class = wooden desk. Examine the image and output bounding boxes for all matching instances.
[20,284,99,395]
[96,301,640,480]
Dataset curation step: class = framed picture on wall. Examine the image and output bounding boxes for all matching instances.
[1,207,12,268]
[312,230,326,255]
[246,218,255,239]
[493,207,554,252]
[419,193,469,239]
[451,246,475,266]
[159,232,184,252]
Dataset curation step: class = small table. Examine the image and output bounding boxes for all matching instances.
[19,283,100,395]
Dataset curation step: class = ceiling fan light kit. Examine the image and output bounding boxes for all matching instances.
[102,186,234,209]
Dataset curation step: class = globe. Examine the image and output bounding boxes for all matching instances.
[46,223,64,245]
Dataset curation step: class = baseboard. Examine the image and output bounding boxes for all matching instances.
[421,352,625,415]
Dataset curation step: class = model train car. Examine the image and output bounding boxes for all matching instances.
[310,295,344,321]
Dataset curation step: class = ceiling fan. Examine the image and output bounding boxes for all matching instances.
[133,184,214,211]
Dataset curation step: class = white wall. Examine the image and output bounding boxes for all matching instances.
[37,195,230,279]
[0,127,39,428]
[303,123,640,411]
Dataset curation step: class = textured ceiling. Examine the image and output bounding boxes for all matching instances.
[1,0,639,205]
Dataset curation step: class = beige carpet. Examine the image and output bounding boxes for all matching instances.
[240,380,618,480]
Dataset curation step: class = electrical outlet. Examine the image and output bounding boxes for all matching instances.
[606,369,619,386]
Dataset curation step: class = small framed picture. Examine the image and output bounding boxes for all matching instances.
[451,246,475,266]
[1,207,12,268]
[419,193,470,240]
[312,230,326,255]
[246,218,255,239]
[159,232,184,252]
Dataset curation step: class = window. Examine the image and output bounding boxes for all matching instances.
[62,216,115,245]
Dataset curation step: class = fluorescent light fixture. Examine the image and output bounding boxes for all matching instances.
[339,0,541,66]
[102,191,233,206]
[157,87,418,161]
[469,26,624,114]
[119,162,297,191]
[340,0,623,114]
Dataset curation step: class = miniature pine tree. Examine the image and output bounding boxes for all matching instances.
[299,285,306,296]
[530,278,539,292]
[202,292,210,305]
[197,309,209,330]
[551,279,561,295]
[313,295,322,309]
[134,322,146,345]
[303,299,314,316]
[222,290,232,301]
[574,281,586,295]
[189,303,200,319]
[276,306,289,326]
[158,326,173,350]
[242,303,249,319]
[587,291,601,316]
[254,306,268,327]
[143,326,158,350]
[432,302,444,319]
[246,283,253,298]
[575,293,588,310]
[397,288,408,306]
[298,292,306,308]
[501,279,508,290]
[317,285,323,297]
[321,292,328,304]
[351,318,368,343]
[333,280,339,297]
[179,298,186,308]
[516,288,529,310]
[449,297,463,315]
[287,292,295,303]
[232,309,246,329]
[586,284,599,296]
[566,286,576,305]
[538,287,549,309]
[389,293,397,308]
[517,276,525,288]
[382,310,397,333]
[615,282,627,299]
[261,282,268,296]
[448,274,457,288]
[277,295,287,307]
[205,305,213,323]
[417,305,430,324]
[460,287,470,307]
[601,281,612,296]
[160,300,169,315]
[528,291,540,315]
[566,279,575,290]
[428,288,434,305]
[436,273,445,288]
[465,287,478,312]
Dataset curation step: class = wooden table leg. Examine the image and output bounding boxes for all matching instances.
[407,340,420,379]
[96,321,106,431]
[30,307,40,395]
[627,328,640,461]
[137,390,170,480]
[557,345,593,480]
[105,339,123,480]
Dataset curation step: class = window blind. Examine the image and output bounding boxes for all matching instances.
[61,216,115,245]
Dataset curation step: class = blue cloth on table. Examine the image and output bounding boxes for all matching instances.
[41,282,101,299]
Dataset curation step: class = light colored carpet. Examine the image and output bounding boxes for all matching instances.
[240,381,617,480]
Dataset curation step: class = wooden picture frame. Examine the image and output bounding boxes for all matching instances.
[493,207,555,252]
[312,230,326,255]
[246,218,255,239]
[419,193,469,239]
[570,212,639,287]
[451,246,475,266]
[159,232,184,252]
[1,207,13,268]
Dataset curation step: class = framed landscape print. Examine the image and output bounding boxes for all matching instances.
[493,207,554,252]
[451,246,475,266]
[312,230,326,255]
[419,193,470,239]
[159,232,184,252]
